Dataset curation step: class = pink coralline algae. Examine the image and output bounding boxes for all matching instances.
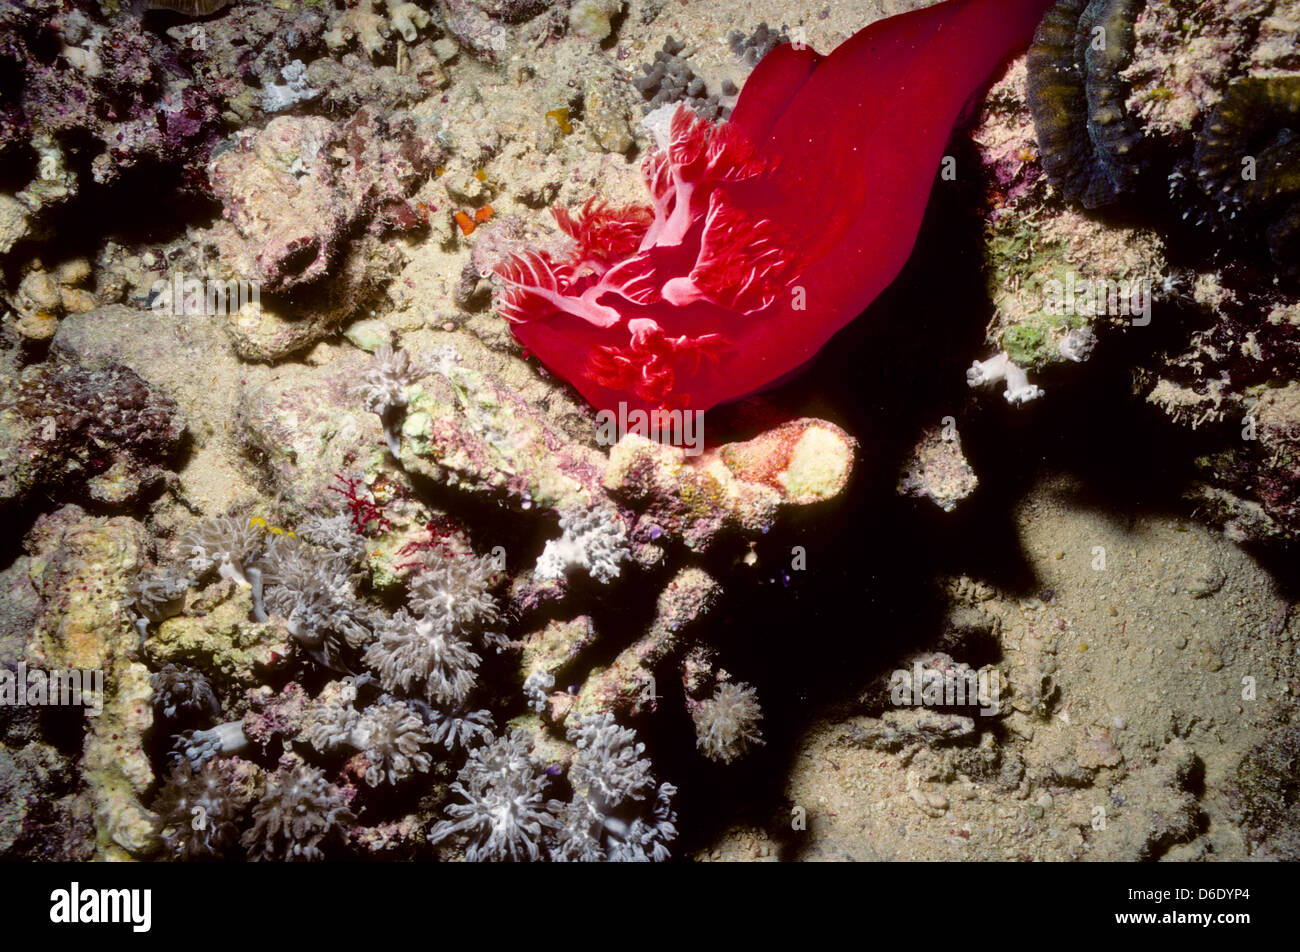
[495,0,1056,414]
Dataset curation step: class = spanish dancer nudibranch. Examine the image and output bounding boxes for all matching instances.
[495,0,1057,415]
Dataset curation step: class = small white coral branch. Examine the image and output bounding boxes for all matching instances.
[966,351,1044,405]
[534,507,630,584]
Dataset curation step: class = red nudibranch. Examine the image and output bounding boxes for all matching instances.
[496,0,1056,414]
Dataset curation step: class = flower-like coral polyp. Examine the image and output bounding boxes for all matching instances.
[495,0,1056,414]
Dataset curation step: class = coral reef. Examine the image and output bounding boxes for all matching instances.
[394,338,611,512]
[605,420,856,554]
[0,1,221,224]
[568,0,623,42]
[0,738,93,861]
[324,0,435,59]
[5,0,1295,871]
[22,507,158,859]
[261,60,320,114]
[144,585,290,697]
[205,111,440,359]
[570,566,722,719]
[974,0,1300,548]
[1026,0,1300,274]
[1230,718,1300,859]
[5,258,98,342]
[171,2,330,124]
[1121,0,1264,139]
[896,423,980,513]
[1187,76,1300,278]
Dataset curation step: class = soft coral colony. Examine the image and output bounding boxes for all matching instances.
[143,505,680,862]
[496,0,1057,415]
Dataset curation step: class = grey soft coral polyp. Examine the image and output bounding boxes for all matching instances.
[364,607,482,706]
[552,714,678,862]
[362,552,501,705]
[357,342,427,455]
[407,553,501,629]
[180,513,265,586]
[427,730,559,862]
[691,681,765,764]
[150,663,220,722]
[133,569,190,623]
[351,701,434,786]
[427,715,680,862]
[242,763,355,861]
[534,506,630,584]
[153,761,243,861]
[302,681,434,786]
[261,533,374,668]
[172,720,251,769]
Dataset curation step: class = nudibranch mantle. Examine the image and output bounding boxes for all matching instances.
[496,0,1058,415]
